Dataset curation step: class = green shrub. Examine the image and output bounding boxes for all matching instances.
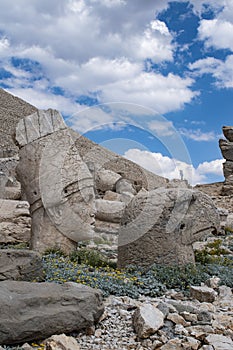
[0,242,29,250]
[69,248,116,269]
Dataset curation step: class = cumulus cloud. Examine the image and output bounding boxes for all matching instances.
[99,72,197,114]
[0,0,201,117]
[0,0,230,132]
[123,148,224,185]
[186,0,233,88]
[189,55,233,88]
[199,18,233,52]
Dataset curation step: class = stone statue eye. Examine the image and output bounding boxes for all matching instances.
[63,182,80,196]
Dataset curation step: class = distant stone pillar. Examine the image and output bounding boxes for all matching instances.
[15,109,96,254]
[219,126,233,196]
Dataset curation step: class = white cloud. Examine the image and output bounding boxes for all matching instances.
[148,120,176,137]
[179,128,216,141]
[199,18,233,51]
[99,72,197,114]
[198,0,233,51]
[197,159,224,177]
[189,55,233,88]
[123,148,224,185]
[0,0,201,118]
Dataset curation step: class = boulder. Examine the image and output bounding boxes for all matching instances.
[45,334,80,350]
[0,249,44,281]
[0,280,104,344]
[118,188,219,268]
[225,213,233,231]
[206,334,233,350]
[95,169,121,192]
[3,185,21,200]
[190,286,217,303]
[103,190,134,204]
[0,199,31,244]
[95,199,126,223]
[222,126,233,142]
[133,303,164,339]
[115,178,137,195]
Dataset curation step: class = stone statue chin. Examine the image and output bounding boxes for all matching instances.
[15,109,96,253]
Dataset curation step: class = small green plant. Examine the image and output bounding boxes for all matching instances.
[0,242,29,249]
[44,247,67,257]
[225,226,233,234]
[69,248,116,268]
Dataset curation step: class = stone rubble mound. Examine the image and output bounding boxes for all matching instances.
[2,280,230,350]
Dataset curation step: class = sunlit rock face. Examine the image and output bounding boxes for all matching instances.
[15,109,96,254]
[219,126,233,196]
[118,187,220,268]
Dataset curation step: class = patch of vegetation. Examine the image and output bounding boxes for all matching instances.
[69,248,116,269]
[42,249,233,299]
[194,238,233,266]
[225,226,233,234]
[0,242,29,250]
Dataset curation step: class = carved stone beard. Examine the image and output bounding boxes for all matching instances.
[40,130,96,242]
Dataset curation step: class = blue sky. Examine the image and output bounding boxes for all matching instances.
[0,0,232,185]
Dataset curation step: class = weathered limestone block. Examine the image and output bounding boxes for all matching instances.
[223,126,233,142]
[46,334,80,350]
[222,160,233,179]
[219,128,233,195]
[190,286,217,303]
[133,303,164,339]
[118,188,220,268]
[206,334,233,350]
[3,185,21,200]
[115,178,137,195]
[103,190,134,204]
[0,199,31,244]
[219,139,233,162]
[0,156,19,182]
[0,158,21,199]
[0,280,104,344]
[95,169,121,192]
[95,199,126,223]
[0,249,44,281]
[15,109,96,253]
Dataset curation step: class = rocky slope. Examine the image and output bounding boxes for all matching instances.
[0,88,36,157]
